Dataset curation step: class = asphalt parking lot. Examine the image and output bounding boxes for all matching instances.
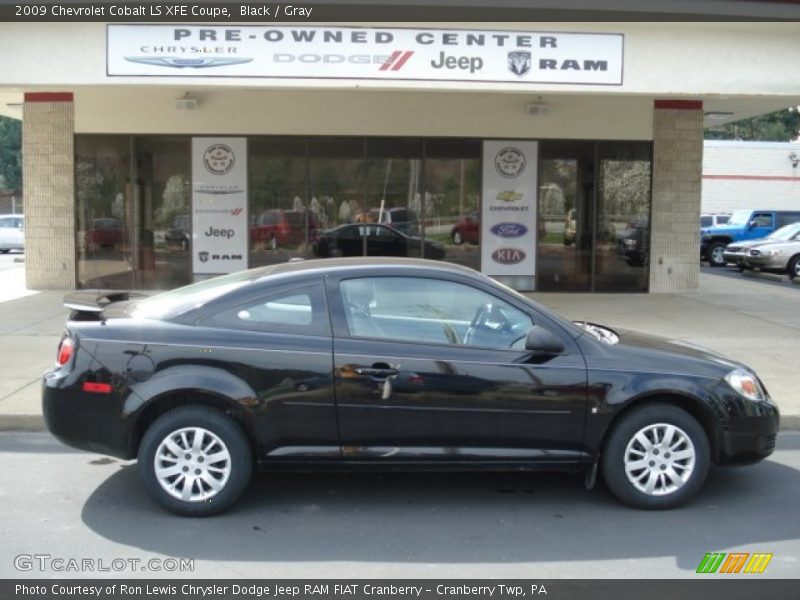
[0,431,798,579]
[700,263,799,290]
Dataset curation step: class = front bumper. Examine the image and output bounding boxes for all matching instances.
[722,250,748,265]
[743,254,786,271]
[715,392,779,465]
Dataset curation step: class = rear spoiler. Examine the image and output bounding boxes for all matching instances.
[63,290,144,317]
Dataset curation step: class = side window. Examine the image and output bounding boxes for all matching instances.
[339,277,534,350]
[776,213,800,228]
[751,213,773,227]
[0,218,10,229]
[200,283,329,336]
[700,216,712,228]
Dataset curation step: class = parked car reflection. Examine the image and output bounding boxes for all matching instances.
[313,223,445,259]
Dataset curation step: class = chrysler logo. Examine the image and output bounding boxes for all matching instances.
[492,248,527,265]
[490,223,528,238]
[203,144,235,176]
[495,147,526,178]
[124,57,254,69]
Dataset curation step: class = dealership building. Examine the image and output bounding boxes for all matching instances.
[1,18,800,293]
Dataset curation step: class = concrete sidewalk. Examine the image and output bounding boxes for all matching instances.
[0,271,797,430]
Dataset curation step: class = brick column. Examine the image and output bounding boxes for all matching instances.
[648,100,703,293]
[22,92,76,290]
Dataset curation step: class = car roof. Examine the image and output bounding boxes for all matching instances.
[250,257,478,281]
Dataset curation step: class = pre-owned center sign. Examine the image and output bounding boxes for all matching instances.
[107,25,623,85]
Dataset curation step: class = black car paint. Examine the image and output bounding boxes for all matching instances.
[43,259,778,472]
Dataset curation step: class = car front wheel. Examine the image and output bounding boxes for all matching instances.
[139,406,252,517]
[707,242,727,267]
[788,255,800,280]
[601,403,710,509]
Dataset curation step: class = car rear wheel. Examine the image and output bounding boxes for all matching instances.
[707,242,727,267]
[601,403,710,509]
[139,406,252,517]
[788,255,800,280]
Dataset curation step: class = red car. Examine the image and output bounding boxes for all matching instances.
[250,210,319,250]
[451,212,480,245]
[84,218,124,251]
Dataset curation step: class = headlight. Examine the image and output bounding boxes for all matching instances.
[724,368,765,402]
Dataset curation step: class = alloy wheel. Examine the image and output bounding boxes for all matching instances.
[623,423,696,496]
[154,427,231,502]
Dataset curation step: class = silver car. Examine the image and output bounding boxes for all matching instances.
[744,237,800,279]
[0,214,24,253]
[723,222,800,270]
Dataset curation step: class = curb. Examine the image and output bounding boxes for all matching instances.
[1,414,799,433]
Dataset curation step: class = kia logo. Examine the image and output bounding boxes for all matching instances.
[490,223,528,238]
[492,248,526,265]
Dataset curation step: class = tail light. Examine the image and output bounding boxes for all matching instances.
[56,337,74,368]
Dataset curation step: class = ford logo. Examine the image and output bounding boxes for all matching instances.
[490,222,528,238]
[491,248,526,265]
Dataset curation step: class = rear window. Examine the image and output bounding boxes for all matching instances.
[717,215,730,224]
[131,269,270,320]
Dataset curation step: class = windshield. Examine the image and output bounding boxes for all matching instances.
[727,210,753,226]
[768,222,800,241]
[131,269,265,319]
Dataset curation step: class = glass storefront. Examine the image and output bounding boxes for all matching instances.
[76,135,649,292]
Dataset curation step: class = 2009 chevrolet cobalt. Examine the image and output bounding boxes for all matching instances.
[43,258,779,516]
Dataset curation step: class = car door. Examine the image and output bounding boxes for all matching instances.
[0,217,10,247]
[747,212,774,240]
[192,279,339,460]
[326,273,588,462]
[367,225,407,257]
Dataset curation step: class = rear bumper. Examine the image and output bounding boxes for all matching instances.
[42,369,134,460]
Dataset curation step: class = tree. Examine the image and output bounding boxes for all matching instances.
[0,116,22,190]
[704,107,800,142]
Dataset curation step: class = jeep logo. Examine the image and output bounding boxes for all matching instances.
[204,226,235,238]
[492,248,526,265]
[430,51,483,73]
[490,223,528,238]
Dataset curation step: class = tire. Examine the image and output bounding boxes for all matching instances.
[707,241,727,267]
[0,249,9,254]
[601,403,710,509]
[452,230,464,245]
[138,406,252,517]
[788,255,800,280]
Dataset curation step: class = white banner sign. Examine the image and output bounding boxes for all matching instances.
[107,25,623,85]
[192,137,248,276]
[481,141,539,277]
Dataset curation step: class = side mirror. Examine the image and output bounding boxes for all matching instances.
[525,325,565,355]
[748,220,758,229]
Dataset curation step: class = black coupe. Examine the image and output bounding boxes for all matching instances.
[43,258,778,516]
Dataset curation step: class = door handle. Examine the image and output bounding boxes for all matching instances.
[353,366,398,378]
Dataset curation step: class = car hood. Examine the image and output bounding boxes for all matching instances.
[748,239,800,252]
[726,236,773,250]
[584,326,742,378]
[702,224,741,236]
